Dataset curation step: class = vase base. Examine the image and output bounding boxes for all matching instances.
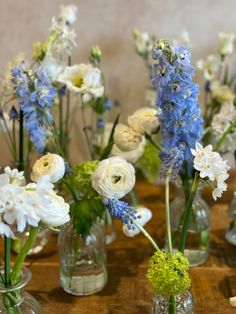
[225,229,236,245]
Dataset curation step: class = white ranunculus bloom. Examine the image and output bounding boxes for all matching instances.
[211,80,235,103]
[218,32,235,56]
[59,4,78,25]
[57,64,104,101]
[31,153,65,183]
[111,136,146,163]
[114,124,143,152]
[191,142,230,200]
[128,107,159,135]
[91,157,135,199]
[42,54,65,82]
[122,206,152,237]
[197,55,221,81]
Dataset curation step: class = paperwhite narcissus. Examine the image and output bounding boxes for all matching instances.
[91,157,135,200]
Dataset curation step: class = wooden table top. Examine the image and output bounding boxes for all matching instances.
[19,173,236,314]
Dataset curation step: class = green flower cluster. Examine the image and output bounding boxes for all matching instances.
[146,250,190,296]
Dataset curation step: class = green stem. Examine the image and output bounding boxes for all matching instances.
[215,120,236,152]
[178,172,200,253]
[4,237,11,287]
[129,189,139,207]
[128,213,159,251]
[65,55,71,155]
[18,110,24,171]
[169,295,176,314]
[11,227,39,284]
[61,178,79,202]
[59,96,64,150]
[145,132,162,151]
[165,173,172,255]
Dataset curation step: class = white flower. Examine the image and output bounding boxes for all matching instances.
[211,80,235,103]
[31,154,65,183]
[122,206,152,237]
[111,136,146,163]
[42,54,65,82]
[128,107,159,135]
[91,157,135,199]
[0,112,13,134]
[114,124,143,152]
[212,102,236,136]
[230,296,236,307]
[191,142,230,200]
[4,167,25,186]
[133,28,152,55]
[0,221,14,238]
[59,4,78,25]
[57,64,104,101]
[218,32,235,56]
[197,55,221,81]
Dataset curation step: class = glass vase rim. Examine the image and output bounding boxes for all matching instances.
[0,267,31,293]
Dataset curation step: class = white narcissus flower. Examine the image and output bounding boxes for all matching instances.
[114,124,143,152]
[42,54,65,82]
[122,206,152,237]
[133,28,152,54]
[0,222,14,238]
[196,55,221,81]
[59,4,78,25]
[111,136,146,163]
[211,80,235,103]
[91,157,135,199]
[57,64,104,102]
[191,142,230,200]
[31,153,65,183]
[230,296,236,307]
[218,32,235,56]
[128,107,159,135]
[4,167,25,186]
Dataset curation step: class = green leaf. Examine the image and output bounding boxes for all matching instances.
[91,96,107,115]
[99,113,120,160]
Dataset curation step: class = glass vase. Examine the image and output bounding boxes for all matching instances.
[12,227,51,255]
[0,267,42,314]
[98,208,116,245]
[152,290,194,313]
[58,222,108,296]
[169,184,210,267]
[225,191,236,245]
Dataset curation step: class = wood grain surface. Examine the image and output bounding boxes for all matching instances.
[8,172,236,313]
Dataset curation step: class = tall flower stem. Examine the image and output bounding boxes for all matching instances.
[4,237,11,287]
[65,55,71,154]
[18,110,24,171]
[178,172,200,253]
[129,189,139,207]
[11,227,39,284]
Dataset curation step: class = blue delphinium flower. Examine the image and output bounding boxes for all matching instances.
[159,148,184,181]
[151,40,203,174]
[103,199,142,231]
[11,64,56,153]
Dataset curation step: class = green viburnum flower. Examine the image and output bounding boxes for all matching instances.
[147,250,190,296]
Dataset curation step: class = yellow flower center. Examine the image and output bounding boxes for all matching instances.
[72,75,84,88]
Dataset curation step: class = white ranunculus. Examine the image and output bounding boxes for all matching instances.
[128,107,159,135]
[59,4,78,25]
[91,157,135,199]
[42,54,65,82]
[111,136,146,163]
[218,32,235,56]
[122,206,152,237]
[211,80,235,103]
[197,55,221,81]
[114,124,143,152]
[57,64,104,101]
[31,153,65,183]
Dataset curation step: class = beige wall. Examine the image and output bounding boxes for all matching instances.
[0,0,236,164]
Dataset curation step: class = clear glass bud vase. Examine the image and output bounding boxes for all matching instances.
[170,185,210,267]
[58,222,108,296]
[225,191,236,245]
[152,290,194,313]
[0,267,42,314]
[12,227,51,255]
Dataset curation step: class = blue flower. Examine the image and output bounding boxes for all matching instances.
[152,40,203,174]
[159,148,184,181]
[97,118,105,129]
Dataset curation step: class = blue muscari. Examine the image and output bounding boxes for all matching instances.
[103,199,141,231]
[152,41,203,173]
[11,63,56,153]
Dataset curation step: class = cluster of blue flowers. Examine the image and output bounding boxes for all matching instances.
[103,199,141,231]
[11,63,56,153]
[152,40,203,174]
[159,148,184,181]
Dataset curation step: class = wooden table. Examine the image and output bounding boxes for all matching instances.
[22,174,236,314]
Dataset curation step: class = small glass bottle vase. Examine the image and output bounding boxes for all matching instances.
[225,191,236,245]
[0,267,42,314]
[58,222,108,296]
[169,185,210,267]
[152,290,194,314]
[98,208,116,245]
